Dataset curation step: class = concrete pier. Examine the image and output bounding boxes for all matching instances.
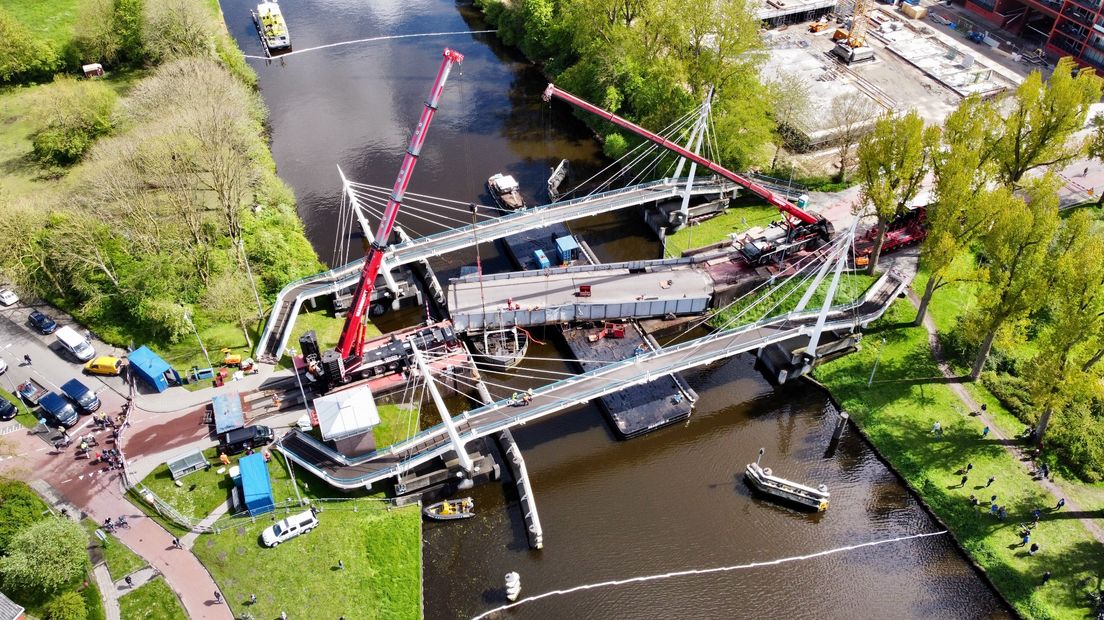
[498,429,544,550]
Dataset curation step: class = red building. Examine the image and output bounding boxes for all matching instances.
[963,0,1104,67]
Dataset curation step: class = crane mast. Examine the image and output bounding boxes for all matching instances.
[540,84,825,229]
[325,48,464,384]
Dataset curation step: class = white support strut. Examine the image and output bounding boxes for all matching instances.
[410,342,475,473]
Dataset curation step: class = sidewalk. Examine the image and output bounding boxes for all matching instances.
[132,363,289,413]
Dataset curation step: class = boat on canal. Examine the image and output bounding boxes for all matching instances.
[744,449,829,512]
[252,1,291,53]
[488,173,526,211]
[471,326,529,369]
[423,497,475,521]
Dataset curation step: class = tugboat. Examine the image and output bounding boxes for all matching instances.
[471,326,529,369]
[488,173,526,211]
[252,1,291,53]
[423,497,475,520]
[744,448,830,512]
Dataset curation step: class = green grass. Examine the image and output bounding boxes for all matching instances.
[0,0,81,49]
[137,447,232,522]
[81,519,148,582]
[82,577,107,620]
[911,253,984,334]
[117,577,188,620]
[1,387,37,429]
[710,272,877,329]
[815,299,1103,619]
[278,307,382,370]
[663,204,779,257]
[192,503,421,619]
[373,403,422,448]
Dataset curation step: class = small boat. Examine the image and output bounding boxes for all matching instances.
[547,159,569,201]
[744,449,829,512]
[488,173,526,211]
[252,1,291,53]
[423,497,475,520]
[471,326,529,369]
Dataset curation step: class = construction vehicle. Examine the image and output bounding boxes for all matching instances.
[317,48,465,389]
[587,322,626,342]
[810,21,831,33]
[540,84,833,265]
[832,0,876,64]
[854,206,927,264]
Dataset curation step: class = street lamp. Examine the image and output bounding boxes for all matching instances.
[181,308,212,369]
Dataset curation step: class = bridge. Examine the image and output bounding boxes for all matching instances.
[256,176,738,361]
[275,268,907,490]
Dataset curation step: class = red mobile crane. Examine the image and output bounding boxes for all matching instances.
[321,48,465,386]
[541,84,833,264]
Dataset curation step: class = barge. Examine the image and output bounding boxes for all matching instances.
[744,449,830,511]
[488,173,526,211]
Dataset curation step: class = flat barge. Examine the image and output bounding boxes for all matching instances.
[744,451,830,512]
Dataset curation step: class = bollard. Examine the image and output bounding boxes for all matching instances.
[505,572,521,602]
[831,412,849,444]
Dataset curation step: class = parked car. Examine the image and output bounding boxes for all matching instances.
[219,425,274,455]
[0,358,6,375]
[0,290,18,306]
[261,510,318,547]
[38,393,78,428]
[61,379,100,414]
[85,356,124,376]
[27,310,58,335]
[0,399,17,422]
[16,379,48,406]
[55,325,95,362]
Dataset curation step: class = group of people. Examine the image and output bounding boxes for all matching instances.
[510,389,535,406]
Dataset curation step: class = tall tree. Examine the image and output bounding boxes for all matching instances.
[768,73,812,169]
[827,93,879,183]
[1025,212,1104,441]
[856,111,938,274]
[963,177,1061,379]
[992,58,1101,186]
[913,98,1000,326]
[0,518,87,593]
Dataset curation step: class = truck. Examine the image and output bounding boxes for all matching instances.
[61,378,100,414]
[38,393,79,428]
[16,379,48,406]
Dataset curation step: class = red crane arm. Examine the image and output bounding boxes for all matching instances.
[541,84,821,226]
[336,48,465,360]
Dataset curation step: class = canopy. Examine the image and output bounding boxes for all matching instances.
[212,393,245,434]
[238,453,274,516]
[128,346,178,393]
[315,385,380,441]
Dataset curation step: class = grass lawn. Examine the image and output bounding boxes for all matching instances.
[278,307,382,370]
[117,577,188,620]
[1,0,81,49]
[83,577,107,620]
[137,447,232,522]
[81,519,148,582]
[1,387,37,429]
[710,272,877,329]
[373,403,421,448]
[192,503,421,619]
[815,299,1103,620]
[911,253,983,335]
[663,204,779,257]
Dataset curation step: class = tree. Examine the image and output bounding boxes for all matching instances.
[0,7,60,83]
[992,58,1101,186]
[913,98,1001,326]
[1024,212,1104,442]
[962,177,1061,379]
[768,73,812,168]
[144,0,214,63]
[45,591,87,620]
[827,93,879,183]
[856,111,938,274]
[31,76,117,165]
[73,0,147,66]
[0,480,47,554]
[0,518,88,593]
[203,271,258,348]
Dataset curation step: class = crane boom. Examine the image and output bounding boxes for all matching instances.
[540,84,822,227]
[335,48,464,363]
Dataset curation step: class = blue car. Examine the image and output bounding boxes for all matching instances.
[27,310,58,335]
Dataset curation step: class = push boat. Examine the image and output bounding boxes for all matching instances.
[252,1,291,53]
[423,497,475,520]
[744,449,829,512]
[488,173,526,211]
[471,326,529,369]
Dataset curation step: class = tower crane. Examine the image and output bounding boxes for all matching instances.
[319,48,464,387]
[831,0,875,64]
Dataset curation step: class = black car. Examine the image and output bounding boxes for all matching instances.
[0,399,17,422]
[219,425,274,455]
[27,310,58,335]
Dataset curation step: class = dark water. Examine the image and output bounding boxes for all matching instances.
[219,1,1009,618]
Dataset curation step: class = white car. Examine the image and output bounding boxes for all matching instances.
[0,358,6,375]
[0,290,17,306]
[260,510,318,547]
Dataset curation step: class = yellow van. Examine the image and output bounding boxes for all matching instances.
[85,356,123,376]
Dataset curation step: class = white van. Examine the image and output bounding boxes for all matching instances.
[55,326,95,362]
[261,510,318,547]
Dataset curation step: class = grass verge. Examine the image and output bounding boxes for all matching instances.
[192,503,421,619]
[117,576,188,620]
[1,387,37,429]
[815,299,1103,619]
[663,204,779,257]
[81,519,149,582]
[373,403,422,448]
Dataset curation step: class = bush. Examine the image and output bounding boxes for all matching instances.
[0,8,61,83]
[144,0,214,64]
[46,591,87,620]
[73,0,148,67]
[980,371,1033,420]
[603,132,628,159]
[0,480,47,554]
[0,518,88,594]
[31,77,117,165]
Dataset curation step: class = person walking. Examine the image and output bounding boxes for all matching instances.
[982,426,990,438]
[250,593,257,605]
[986,475,996,487]
[213,591,222,605]
[1055,498,1066,510]
[1029,543,1040,555]
[125,576,133,588]
[1041,571,1052,585]
[931,421,942,436]
[338,560,345,570]
[958,475,968,488]
[22,354,30,366]
[1021,533,1031,547]
[172,538,181,549]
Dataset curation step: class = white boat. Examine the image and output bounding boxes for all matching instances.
[744,450,829,512]
[547,159,569,200]
[488,173,526,211]
[252,1,291,53]
[423,497,474,520]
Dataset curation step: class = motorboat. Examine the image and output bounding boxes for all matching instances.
[423,497,475,520]
[488,173,526,211]
[252,1,291,53]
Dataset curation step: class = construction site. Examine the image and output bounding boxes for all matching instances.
[760,0,1022,165]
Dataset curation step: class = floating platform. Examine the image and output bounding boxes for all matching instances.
[560,321,693,438]
[745,459,830,512]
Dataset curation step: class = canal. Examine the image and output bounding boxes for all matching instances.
[219,0,1009,617]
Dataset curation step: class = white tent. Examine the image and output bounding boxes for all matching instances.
[314,385,380,441]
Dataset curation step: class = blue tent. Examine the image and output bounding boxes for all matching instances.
[238,453,274,516]
[128,346,178,393]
